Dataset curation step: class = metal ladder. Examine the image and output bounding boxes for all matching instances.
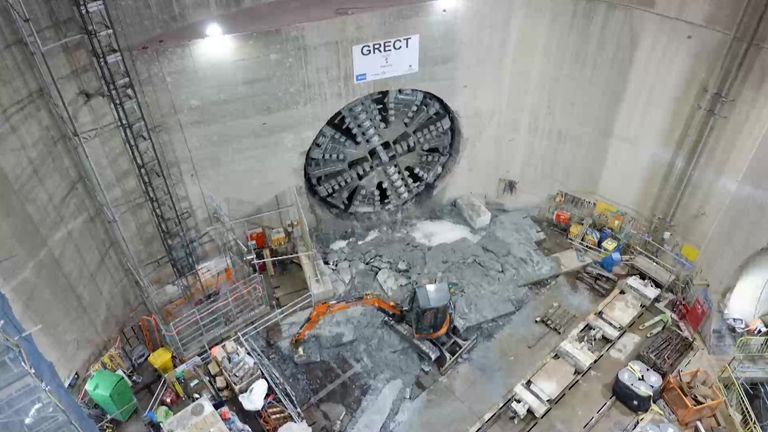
[73,0,197,279]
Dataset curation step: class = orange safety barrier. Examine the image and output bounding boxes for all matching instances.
[160,268,235,322]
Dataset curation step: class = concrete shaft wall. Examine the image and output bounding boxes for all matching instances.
[2,0,768,375]
[119,0,768,301]
[129,0,714,217]
[0,2,143,377]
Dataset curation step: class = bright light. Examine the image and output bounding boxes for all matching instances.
[199,22,232,58]
[205,22,223,38]
[436,0,457,8]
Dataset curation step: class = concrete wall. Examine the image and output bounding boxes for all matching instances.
[0,2,143,377]
[0,0,187,282]
[3,0,767,374]
[678,53,768,299]
[119,0,768,303]
[122,1,733,211]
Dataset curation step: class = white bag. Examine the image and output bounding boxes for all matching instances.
[238,379,268,411]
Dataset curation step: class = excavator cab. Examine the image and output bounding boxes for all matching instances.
[411,283,452,339]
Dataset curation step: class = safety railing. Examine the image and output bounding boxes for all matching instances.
[718,364,761,432]
[735,337,768,358]
[239,292,313,341]
[158,274,270,358]
[239,333,304,423]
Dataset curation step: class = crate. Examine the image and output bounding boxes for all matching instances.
[662,369,724,425]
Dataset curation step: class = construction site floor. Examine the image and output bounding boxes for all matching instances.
[486,306,696,432]
[391,278,602,431]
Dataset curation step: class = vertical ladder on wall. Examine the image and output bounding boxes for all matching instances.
[73,0,197,280]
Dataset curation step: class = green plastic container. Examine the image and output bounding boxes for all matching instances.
[85,370,137,422]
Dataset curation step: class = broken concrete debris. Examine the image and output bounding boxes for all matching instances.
[376,269,400,297]
[337,260,352,284]
[349,380,404,432]
[277,206,560,431]
[455,194,492,229]
[319,208,558,330]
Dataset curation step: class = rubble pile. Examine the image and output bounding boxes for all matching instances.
[320,207,558,331]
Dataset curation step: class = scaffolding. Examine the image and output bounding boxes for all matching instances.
[158,274,271,359]
[146,188,325,359]
[202,187,328,305]
[73,0,197,280]
[0,322,96,432]
[0,347,76,432]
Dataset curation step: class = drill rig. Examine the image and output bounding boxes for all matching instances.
[291,283,477,374]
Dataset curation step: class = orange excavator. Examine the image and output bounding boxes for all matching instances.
[291,283,476,374]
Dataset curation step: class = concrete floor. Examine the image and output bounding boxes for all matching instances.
[390,276,602,431]
[499,308,657,432]
[484,307,732,432]
[270,261,310,306]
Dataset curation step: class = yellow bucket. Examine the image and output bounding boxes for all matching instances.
[148,347,174,374]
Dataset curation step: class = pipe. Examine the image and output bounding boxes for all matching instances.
[667,0,767,221]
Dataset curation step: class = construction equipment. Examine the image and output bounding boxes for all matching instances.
[575,264,617,296]
[639,313,671,337]
[535,302,576,334]
[638,327,693,376]
[291,283,476,373]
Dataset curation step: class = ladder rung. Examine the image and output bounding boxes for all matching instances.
[121,98,138,109]
[81,1,104,13]
[130,120,146,134]
[105,52,122,63]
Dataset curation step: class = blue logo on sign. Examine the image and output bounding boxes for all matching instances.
[355,73,367,82]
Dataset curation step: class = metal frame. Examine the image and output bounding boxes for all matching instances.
[156,274,271,359]
[0,329,84,432]
[4,0,152,299]
[716,336,768,431]
[73,0,197,280]
[719,364,761,432]
[239,333,304,423]
[206,187,326,305]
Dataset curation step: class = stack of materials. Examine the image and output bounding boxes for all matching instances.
[575,264,617,296]
[211,341,263,397]
[535,302,576,334]
[638,328,693,376]
[613,360,663,413]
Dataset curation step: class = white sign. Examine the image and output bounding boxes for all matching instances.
[352,34,419,84]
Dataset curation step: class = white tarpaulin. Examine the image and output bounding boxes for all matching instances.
[352,34,419,83]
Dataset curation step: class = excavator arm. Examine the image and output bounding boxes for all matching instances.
[291,294,403,346]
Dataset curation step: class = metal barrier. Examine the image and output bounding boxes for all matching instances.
[239,293,313,341]
[239,333,304,423]
[158,274,270,358]
[718,364,761,432]
[735,337,768,358]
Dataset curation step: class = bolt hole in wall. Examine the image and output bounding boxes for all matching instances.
[304,89,459,216]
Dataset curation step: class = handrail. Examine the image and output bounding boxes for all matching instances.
[734,337,768,358]
[718,364,760,432]
[239,293,313,339]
